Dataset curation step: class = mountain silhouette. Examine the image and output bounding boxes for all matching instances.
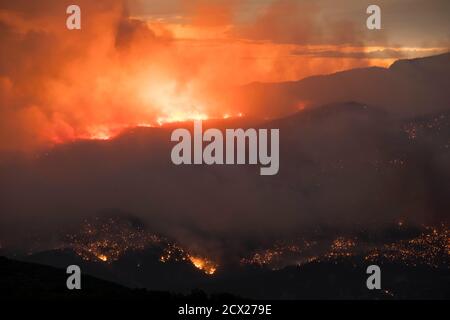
[239,52,450,118]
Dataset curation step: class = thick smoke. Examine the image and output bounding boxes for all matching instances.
[0,1,449,258]
[1,100,449,258]
[0,0,426,152]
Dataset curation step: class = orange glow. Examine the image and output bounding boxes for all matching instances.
[97,254,108,262]
[157,112,209,126]
[1,1,446,152]
[188,255,217,275]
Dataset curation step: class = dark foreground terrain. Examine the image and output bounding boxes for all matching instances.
[0,256,239,301]
[1,255,448,300]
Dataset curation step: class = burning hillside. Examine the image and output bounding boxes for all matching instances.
[240,224,450,270]
[60,214,449,276]
[364,225,450,268]
[3,214,447,299]
[63,215,218,275]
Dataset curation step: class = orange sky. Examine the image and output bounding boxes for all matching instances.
[0,0,448,151]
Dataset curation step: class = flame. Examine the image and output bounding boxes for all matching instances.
[157,112,209,126]
[188,255,217,275]
[67,216,219,274]
[81,126,116,141]
[97,254,108,262]
[138,79,210,127]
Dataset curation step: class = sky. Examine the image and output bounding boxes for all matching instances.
[129,0,449,47]
[0,0,449,151]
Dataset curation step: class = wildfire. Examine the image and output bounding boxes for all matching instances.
[241,224,450,269]
[64,216,164,263]
[240,241,313,269]
[48,111,249,144]
[158,244,218,275]
[64,216,218,275]
[64,216,448,274]
[97,254,108,262]
[364,225,450,268]
[325,237,357,259]
[188,256,217,275]
[156,112,209,126]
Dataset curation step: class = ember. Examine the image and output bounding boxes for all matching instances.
[64,216,218,275]
[241,225,449,269]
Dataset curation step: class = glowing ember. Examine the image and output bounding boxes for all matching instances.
[65,217,448,274]
[364,225,450,268]
[325,237,357,259]
[64,216,218,275]
[240,241,314,269]
[64,216,164,263]
[241,224,449,269]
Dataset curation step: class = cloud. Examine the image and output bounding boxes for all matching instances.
[231,0,385,46]
[235,0,322,45]
[232,0,450,48]
[290,48,448,59]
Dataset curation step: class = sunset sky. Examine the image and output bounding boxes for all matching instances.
[0,0,448,151]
